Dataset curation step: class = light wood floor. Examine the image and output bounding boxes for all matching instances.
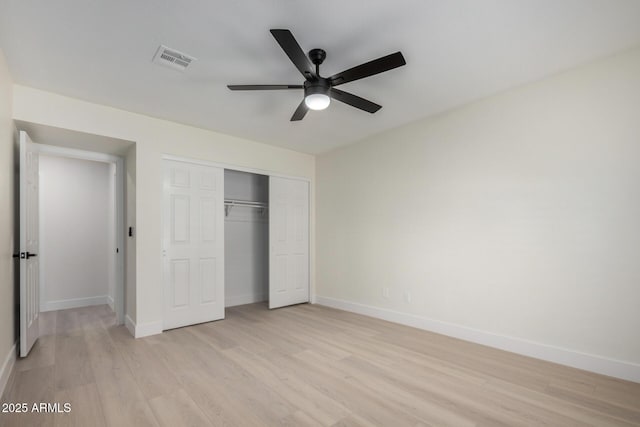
[1,303,639,426]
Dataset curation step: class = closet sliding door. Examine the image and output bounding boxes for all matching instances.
[162,160,225,329]
[269,177,309,309]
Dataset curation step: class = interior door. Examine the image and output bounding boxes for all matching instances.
[162,160,225,329]
[19,131,40,357]
[269,177,309,309]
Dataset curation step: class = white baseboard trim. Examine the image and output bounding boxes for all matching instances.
[107,295,115,311]
[124,315,136,337]
[225,293,267,308]
[124,315,162,338]
[41,295,109,312]
[316,296,640,383]
[0,343,16,399]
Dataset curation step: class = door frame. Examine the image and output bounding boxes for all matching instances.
[34,142,125,325]
[161,154,312,318]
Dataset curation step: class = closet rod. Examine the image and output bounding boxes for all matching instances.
[224,199,267,207]
[224,199,268,216]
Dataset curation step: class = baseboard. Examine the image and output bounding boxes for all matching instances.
[124,315,162,338]
[107,295,115,311]
[225,293,267,308]
[41,295,109,312]
[0,343,16,399]
[316,296,640,383]
[124,315,136,337]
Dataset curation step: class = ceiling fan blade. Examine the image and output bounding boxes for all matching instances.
[329,88,382,113]
[290,99,308,121]
[228,85,303,90]
[270,29,318,81]
[329,52,406,86]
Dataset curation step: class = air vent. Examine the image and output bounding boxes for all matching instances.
[152,45,196,71]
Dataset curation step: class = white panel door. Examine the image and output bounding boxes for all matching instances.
[163,160,224,329]
[269,177,309,309]
[19,131,40,357]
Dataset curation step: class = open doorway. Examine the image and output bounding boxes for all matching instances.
[15,122,134,356]
[31,142,125,326]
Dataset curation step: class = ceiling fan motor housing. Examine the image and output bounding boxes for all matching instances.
[304,78,330,97]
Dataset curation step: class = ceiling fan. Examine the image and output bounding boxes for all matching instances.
[228,29,406,121]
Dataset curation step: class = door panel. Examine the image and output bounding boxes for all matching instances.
[269,177,309,309]
[19,131,40,357]
[170,259,190,308]
[163,160,224,329]
[170,194,190,242]
[200,258,217,303]
[200,198,216,242]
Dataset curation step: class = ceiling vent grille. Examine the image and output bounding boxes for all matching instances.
[152,45,196,71]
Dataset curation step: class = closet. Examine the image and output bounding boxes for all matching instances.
[162,159,309,330]
[224,170,269,307]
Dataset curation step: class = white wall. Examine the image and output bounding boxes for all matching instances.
[0,47,16,396]
[11,86,315,337]
[317,47,640,381]
[107,162,116,309]
[39,155,112,311]
[125,145,136,324]
[224,170,269,307]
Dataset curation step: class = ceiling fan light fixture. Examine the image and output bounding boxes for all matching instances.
[305,93,330,110]
[304,80,331,110]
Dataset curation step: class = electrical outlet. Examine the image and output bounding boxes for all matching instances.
[382,287,390,298]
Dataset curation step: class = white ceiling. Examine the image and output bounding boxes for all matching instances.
[1,1,640,154]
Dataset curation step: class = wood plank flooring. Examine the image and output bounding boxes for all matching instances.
[1,303,639,426]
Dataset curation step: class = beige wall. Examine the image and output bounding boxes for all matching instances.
[12,86,315,332]
[317,47,640,376]
[0,48,15,390]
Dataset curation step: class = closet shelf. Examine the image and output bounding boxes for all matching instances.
[224,199,268,216]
